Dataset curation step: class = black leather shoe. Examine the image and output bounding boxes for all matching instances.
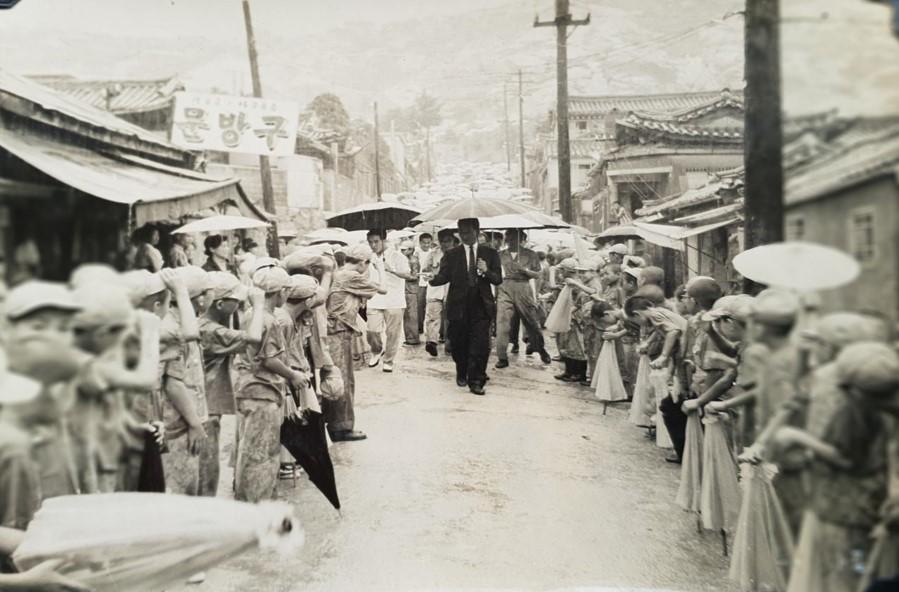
[539,350,552,364]
[510,344,520,354]
[330,430,367,442]
[469,384,486,396]
[425,342,438,357]
[525,344,535,355]
[665,453,682,464]
[494,359,509,369]
[554,373,570,381]
[563,375,584,383]
[456,377,468,387]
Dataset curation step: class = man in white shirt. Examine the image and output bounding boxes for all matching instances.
[420,229,454,357]
[416,233,433,335]
[366,229,413,373]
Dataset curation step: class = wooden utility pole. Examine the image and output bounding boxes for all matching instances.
[241,0,279,256]
[535,0,589,223]
[503,82,512,172]
[373,101,382,200]
[743,0,783,258]
[518,69,526,188]
[425,126,432,182]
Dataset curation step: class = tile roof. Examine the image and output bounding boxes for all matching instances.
[568,89,742,118]
[786,124,899,205]
[618,113,743,144]
[630,90,744,123]
[29,75,183,115]
[0,69,183,155]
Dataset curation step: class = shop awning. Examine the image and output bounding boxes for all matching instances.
[0,128,265,227]
[596,224,684,251]
[633,216,740,246]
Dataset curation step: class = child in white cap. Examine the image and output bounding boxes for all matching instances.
[233,263,304,502]
[4,281,86,500]
[197,272,266,497]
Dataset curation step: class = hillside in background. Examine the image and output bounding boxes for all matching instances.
[1,0,895,164]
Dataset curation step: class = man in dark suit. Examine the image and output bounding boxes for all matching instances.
[429,218,502,395]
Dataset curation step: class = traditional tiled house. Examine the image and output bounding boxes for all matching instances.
[528,89,743,218]
[784,118,899,322]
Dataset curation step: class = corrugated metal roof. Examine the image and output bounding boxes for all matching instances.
[0,126,253,226]
[0,69,180,152]
[31,76,183,115]
[786,125,899,205]
[568,89,742,118]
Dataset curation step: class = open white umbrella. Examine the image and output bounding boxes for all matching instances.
[13,493,301,592]
[411,197,568,229]
[172,215,269,235]
[732,241,860,292]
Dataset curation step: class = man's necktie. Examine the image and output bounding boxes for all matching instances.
[468,246,477,287]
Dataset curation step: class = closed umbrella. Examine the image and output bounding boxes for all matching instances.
[172,215,269,234]
[700,412,742,555]
[13,493,301,592]
[732,241,860,292]
[729,463,794,592]
[676,413,705,519]
[280,413,341,510]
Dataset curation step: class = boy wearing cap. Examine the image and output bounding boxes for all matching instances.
[400,240,421,346]
[325,244,386,438]
[625,291,688,450]
[234,264,306,501]
[68,281,163,493]
[366,229,413,373]
[274,274,319,477]
[156,267,211,496]
[198,272,265,497]
[3,281,88,499]
[664,277,724,463]
[0,348,43,530]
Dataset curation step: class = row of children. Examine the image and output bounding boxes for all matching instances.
[0,243,388,583]
[549,251,899,592]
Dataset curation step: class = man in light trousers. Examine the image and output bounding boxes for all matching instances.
[366,229,413,373]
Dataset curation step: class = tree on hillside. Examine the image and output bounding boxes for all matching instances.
[412,92,442,129]
[307,93,350,133]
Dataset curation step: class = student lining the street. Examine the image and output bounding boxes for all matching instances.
[198,272,265,497]
[324,244,385,441]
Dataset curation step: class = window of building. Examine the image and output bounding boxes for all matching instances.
[848,207,877,264]
[577,163,592,170]
[785,216,805,241]
[576,121,587,131]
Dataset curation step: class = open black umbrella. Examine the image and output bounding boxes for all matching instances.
[325,201,422,231]
[280,412,340,510]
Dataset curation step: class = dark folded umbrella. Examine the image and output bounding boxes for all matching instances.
[280,412,340,510]
[137,430,166,493]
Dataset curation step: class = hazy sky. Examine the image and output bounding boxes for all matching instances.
[0,0,896,116]
[0,0,519,38]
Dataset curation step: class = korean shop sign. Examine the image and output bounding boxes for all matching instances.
[170,92,299,156]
